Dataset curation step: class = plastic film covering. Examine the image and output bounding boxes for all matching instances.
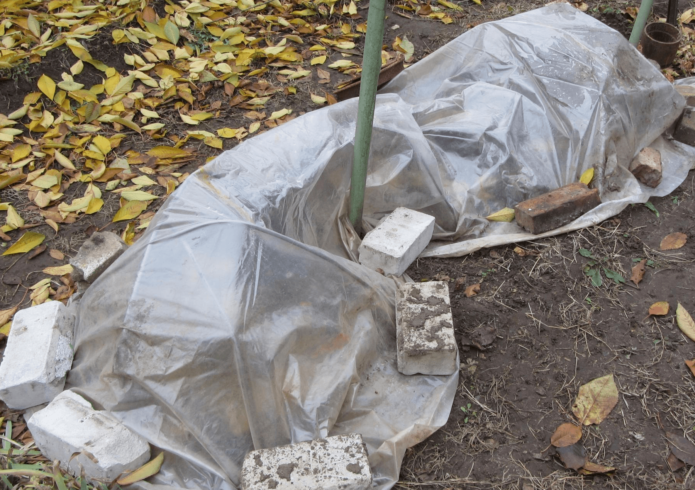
[67,5,693,490]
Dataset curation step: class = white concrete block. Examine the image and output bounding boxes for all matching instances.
[70,232,128,283]
[358,207,435,276]
[0,302,74,409]
[396,282,458,376]
[27,391,151,483]
[629,147,662,188]
[241,434,372,490]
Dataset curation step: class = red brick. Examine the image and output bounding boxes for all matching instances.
[514,183,601,234]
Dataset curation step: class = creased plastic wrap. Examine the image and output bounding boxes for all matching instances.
[67,5,693,490]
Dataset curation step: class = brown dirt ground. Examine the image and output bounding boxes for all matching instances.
[2,0,695,488]
[399,180,695,489]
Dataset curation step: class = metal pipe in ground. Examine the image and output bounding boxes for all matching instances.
[629,0,654,46]
[348,0,387,235]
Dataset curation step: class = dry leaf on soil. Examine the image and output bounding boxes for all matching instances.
[676,303,695,342]
[0,307,18,327]
[660,232,687,251]
[465,283,480,297]
[579,461,615,475]
[631,259,646,285]
[649,301,669,316]
[550,423,582,448]
[685,359,695,378]
[571,374,619,426]
[3,232,46,256]
[579,168,594,186]
[666,432,695,467]
[668,451,685,471]
[556,443,587,470]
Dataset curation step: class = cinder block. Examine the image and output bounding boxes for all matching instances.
[27,391,151,483]
[674,107,695,147]
[676,85,695,106]
[0,302,74,409]
[241,434,372,490]
[514,183,601,235]
[358,208,435,276]
[629,147,662,188]
[70,232,128,283]
[396,282,457,376]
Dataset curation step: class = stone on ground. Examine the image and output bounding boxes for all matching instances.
[0,302,74,409]
[358,207,435,276]
[70,231,128,283]
[514,182,601,235]
[629,147,662,188]
[241,434,372,490]
[27,391,151,483]
[396,281,458,376]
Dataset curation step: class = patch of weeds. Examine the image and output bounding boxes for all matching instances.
[185,27,218,54]
[0,61,31,86]
[672,195,680,205]
[480,268,495,278]
[579,248,625,287]
[644,201,659,217]
[460,402,478,423]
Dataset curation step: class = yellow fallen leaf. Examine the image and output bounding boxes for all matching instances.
[180,114,199,125]
[141,109,160,119]
[12,144,31,162]
[121,191,158,201]
[86,198,104,214]
[204,136,223,149]
[142,123,165,131]
[486,207,515,222]
[54,151,76,170]
[328,59,354,69]
[249,122,261,133]
[580,168,594,186]
[38,74,56,100]
[649,301,669,316]
[32,174,59,189]
[147,146,191,159]
[571,374,619,425]
[118,453,164,486]
[92,135,112,156]
[113,201,148,222]
[43,264,74,276]
[0,306,18,327]
[660,232,687,251]
[3,232,45,255]
[677,303,695,342]
[311,55,326,65]
[6,205,24,229]
[217,128,237,138]
[269,108,291,120]
[311,94,327,104]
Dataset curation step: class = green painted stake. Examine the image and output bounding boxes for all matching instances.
[629,0,654,46]
[348,0,387,235]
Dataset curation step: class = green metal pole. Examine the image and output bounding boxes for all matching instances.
[348,0,387,235]
[629,0,654,46]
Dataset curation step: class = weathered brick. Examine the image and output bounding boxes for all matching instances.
[514,183,601,234]
[70,232,128,283]
[241,434,371,490]
[674,107,695,147]
[396,282,457,376]
[676,85,695,106]
[629,147,662,188]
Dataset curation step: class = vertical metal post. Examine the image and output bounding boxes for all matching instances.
[629,0,654,46]
[348,0,387,235]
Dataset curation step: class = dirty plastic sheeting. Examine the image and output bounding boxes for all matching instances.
[67,5,691,490]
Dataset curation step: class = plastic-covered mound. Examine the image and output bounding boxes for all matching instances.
[67,4,692,489]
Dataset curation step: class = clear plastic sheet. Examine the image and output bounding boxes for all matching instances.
[66,5,692,489]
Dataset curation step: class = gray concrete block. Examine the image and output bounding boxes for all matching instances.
[676,84,695,106]
[0,302,74,409]
[241,434,372,490]
[629,147,662,188]
[70,232,128,283]
[358,207,435,276]
[396,282,457,376]
[27,391,151,483]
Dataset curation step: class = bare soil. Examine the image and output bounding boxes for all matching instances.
[399,177,695,489]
